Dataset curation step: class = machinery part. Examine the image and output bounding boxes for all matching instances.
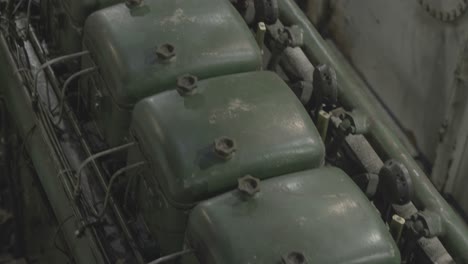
[0,33,107,264]
[55,67,97,125]
[237,175,260,196]
[326,114,355,158]
[267,23,304,70]
[390,214,406,243]
[409,211,444,238]
[147,249,194,264]
[176,74,198,96]
[82,0,262,146]
[378,159,414,205]
[344,111,370,135]
[277,1,468,260]
[352,173,379,198]
[186,168,400,264]
[316,110,331,141]
[290,81,314,105]
[312,64,338,112]
[256,22,267,54]
[345,134,384,174]
[73,142,136,198]
[97,162,146,219]
[131,72,325,254]
[32,50,90,99]
[214,137,237,160]
[254,0,279,24]
[418,0,468,22]
[155,43,176,62]
[282,251,307,264]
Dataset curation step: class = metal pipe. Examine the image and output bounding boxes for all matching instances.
[277,0,468,261]
[55,66,97,125]
[0,33,106,264]
[27,27,146,263]
[147,249,194,264]
[98,162,146,219]
[73,142,136,197]
[33,50,90,97]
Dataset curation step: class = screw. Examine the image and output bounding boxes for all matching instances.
[126,0,142,8]
[214,137,236,160]
[176,74,198,96]
[282,252,307,264]
[238,175,260,196]
[156,43,176,62]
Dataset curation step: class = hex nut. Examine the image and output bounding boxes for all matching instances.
[282,251,307,264]
[176,74,198,96]
[156,43,176,61]
[214,137,236,159]
[237,175,260,196]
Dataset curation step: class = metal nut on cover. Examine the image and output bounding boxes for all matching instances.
[282,251,307,264]
[156,43,176,61]
[176,74,198,96]
[214,137,236,159]
[237,175,260,196]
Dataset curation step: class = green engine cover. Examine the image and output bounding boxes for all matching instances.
[129,71,325,253]
[81,0,262,145]
[186,167,401,264]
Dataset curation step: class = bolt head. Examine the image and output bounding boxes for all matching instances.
[238,175,260,196]
[176,74,198,96]
[156,43,176,61]
[214,137,236,159]
[282,252,307,264]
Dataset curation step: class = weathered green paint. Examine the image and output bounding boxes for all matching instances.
[82,0,262,146]
[186,167,400,264]
[130,71,325,254]
[277,0,468,261]
[83,0,261,107]
[0,34,105,264]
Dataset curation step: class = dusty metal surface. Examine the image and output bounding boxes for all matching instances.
[306,0,468,218]
[309,0,468,164]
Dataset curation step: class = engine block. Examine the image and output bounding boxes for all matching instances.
[0,0,466,263]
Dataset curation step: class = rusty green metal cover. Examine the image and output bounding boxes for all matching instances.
[131,71,325,205]
[83,0,262,108]
[130,71,325,254]
[186,167,401,264]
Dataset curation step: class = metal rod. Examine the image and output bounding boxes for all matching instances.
[98,162,146,218]
[33,50,90,97]
[147,249,194,264]
[55,67,97,124]
[277,0,468,261]
[73,142,136,197]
